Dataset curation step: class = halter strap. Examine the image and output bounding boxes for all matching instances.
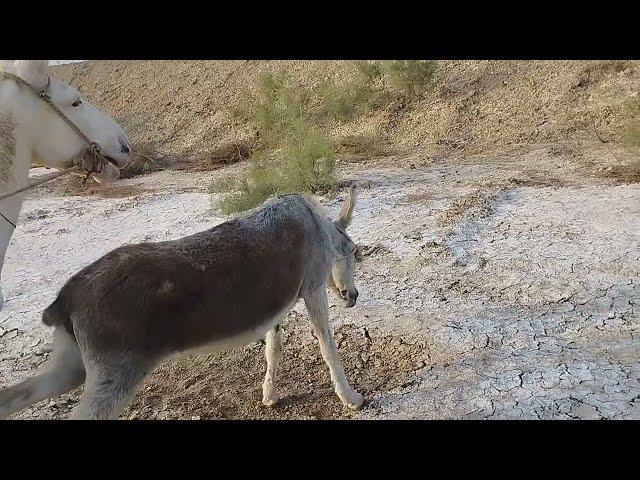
[0,70,111,229]
[0,71,106,164]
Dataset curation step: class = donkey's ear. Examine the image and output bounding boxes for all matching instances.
[336,185,356,229]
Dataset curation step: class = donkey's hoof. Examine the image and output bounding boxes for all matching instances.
[344,392,365,410]
[262,394,280,407]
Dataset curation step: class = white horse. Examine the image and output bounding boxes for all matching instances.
[0,60,132,312]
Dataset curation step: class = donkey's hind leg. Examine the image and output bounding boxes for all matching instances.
[70,356,154,420]
[303,288,364,410]
[0,327,85,419]
[262,324,283,406]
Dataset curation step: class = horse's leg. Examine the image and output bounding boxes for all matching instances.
[0,191,25,312]
[303,287,364,410]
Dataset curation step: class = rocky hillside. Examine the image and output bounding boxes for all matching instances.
[53,60,640,162]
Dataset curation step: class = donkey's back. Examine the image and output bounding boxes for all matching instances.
[44,195,324,356]
[0,189,364,419]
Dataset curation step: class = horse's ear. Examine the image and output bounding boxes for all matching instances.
[336,185,356,229]
[11,60,49,86]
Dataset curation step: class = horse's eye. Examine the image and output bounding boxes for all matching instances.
[72,99,82,107]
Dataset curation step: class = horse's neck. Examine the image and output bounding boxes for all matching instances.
[0,139,28,309]
[1,130,30,196]
[1,92,31,195]
[0,100,29,264]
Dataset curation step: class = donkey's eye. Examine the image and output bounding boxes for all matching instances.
[72,99,82,107]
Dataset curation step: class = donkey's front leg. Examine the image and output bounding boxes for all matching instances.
[262,324,282,406]
[303,288,364,410]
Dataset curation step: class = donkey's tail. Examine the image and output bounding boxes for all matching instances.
[42,296,68,327]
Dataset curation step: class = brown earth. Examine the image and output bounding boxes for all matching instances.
[1,60,638,420]
[52,60,640,165]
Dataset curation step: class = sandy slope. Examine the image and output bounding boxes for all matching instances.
[52,60,640,160]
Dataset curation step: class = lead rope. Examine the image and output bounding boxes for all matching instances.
[0,72,104,156]
[0,164,82,229]
[0,211,16,229]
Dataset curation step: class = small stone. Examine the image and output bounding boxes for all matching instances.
[191,415,201,420]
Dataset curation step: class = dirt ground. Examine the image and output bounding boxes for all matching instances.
[1,133,638,419]
[1,60,639,419]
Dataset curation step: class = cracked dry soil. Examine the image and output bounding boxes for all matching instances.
[1,150,638,420]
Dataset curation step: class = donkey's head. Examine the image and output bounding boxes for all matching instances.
[328,186,359,308]
[0,60,131,182]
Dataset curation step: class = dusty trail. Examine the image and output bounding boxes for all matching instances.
[1,152,638,420]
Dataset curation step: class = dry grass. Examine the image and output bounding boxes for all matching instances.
[613,101,640,184]
[574,61,632,91]
[56,175,148,198]
[119,141,176,179]
[581,60,631,79]
[334,134,389,158]
[179,140,257,172]
[405,192,432,204]
[600,164,640,184]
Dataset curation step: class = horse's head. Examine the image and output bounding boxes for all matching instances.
[0,60,131,182]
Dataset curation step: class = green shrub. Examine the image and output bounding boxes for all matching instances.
[214,73,338,214]
[379,60,437,98]
[319,81,387,122]
[213,62,440,214]
[353,60,384,83]
[623,99,640,150]
[315,62,391,122]
[627,122,640,149]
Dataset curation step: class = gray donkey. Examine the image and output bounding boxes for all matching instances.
[0,187,364,419]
